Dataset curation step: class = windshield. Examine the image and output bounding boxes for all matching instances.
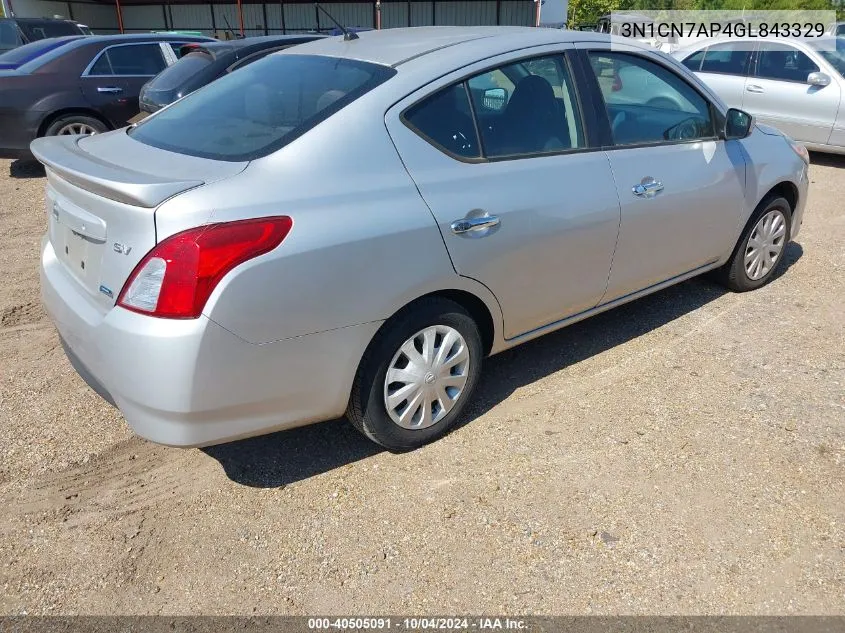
[19,20,82,40]
[813,39,845,76]
[129,54,396,162]
[0,36,77,65]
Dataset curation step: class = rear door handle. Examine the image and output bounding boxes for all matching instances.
[746,84,764,93]
[97,86,123,94]
[632,177,664,198]
[450,215,500,235]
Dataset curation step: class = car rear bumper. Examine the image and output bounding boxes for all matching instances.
[41,236,380,447]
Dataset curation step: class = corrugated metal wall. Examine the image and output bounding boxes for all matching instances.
[121,4,165,30]
[9,0,535,35]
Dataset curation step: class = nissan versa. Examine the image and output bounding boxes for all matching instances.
[34,27,809,452]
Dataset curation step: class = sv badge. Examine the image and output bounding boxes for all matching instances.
[113,242,132,255]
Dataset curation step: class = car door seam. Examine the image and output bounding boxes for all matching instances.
[594,151,624,307]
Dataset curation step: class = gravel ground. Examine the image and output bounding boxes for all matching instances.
[0,155,843,615]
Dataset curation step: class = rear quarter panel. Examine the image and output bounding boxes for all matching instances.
[154,88,504,347]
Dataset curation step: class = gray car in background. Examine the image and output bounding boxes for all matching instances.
[34,27,809,452]
[673,36,845,154]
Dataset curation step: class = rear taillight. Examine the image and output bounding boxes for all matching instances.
[611,73,623,92]
[117,216,292,319]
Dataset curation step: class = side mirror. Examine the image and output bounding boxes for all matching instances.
[482,87,507,112]
[724,107,753,140]
[807,71,831,87]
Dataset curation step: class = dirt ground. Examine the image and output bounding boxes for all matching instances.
[0,154,843,616]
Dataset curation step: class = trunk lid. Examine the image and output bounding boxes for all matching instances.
[32,130,247,309]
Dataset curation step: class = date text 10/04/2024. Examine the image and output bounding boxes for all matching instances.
[307,618,528,630]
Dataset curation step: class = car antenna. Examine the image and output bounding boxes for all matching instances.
[314,3,359,40]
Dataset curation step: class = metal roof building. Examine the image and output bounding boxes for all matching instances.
[2,0,568,38]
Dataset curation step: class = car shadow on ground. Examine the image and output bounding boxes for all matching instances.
[809,151,845,168]
[206,245,803,489]
[9,159,45,179]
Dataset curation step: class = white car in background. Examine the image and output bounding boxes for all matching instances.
[673,36,845,154]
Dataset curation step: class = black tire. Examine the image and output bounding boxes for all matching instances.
[714,196,793,292]
[44,114,108,138]
[347,297,483,452]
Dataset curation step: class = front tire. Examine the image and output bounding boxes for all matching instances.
[715,196,792,292]
[347,297,483,451]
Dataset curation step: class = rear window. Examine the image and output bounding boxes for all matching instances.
[129,54,396,161]
[146,51,214,90]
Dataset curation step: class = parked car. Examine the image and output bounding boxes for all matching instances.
[0,17,90,54]
[0,32,213,159]
[673,36,845,154]
[34,27,808,452]
[826,22,845,37]
[133,34,326,122]
[0,34,85,70]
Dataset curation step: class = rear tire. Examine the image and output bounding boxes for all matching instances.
[715,196,792,292]
[347,297,483,452]
[44,115,107,138]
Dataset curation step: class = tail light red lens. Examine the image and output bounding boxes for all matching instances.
[611,73,623,92]
[117,216,292,319]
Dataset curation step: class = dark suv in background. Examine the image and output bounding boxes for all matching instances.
[134,34,325,120]
[0,17,90,54]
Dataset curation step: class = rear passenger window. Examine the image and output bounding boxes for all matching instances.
[588,51,715,146]
[701,42,752,76]
[403,83,481,159]
[403,54,584,160]
[467,55,584,157]
[89,44,167,76]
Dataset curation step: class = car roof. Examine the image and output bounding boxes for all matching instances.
[1,17,77,23]
[280,26,616,67]
[79,32,215,45]
[194,33,326,55]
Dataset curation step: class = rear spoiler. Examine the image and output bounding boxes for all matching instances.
[30,135,204,208]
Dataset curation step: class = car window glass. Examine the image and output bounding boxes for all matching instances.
[403,83,480,159]
[681,49,705,71]
[466,54,585,157]
[755,43,819,82]
[129,54,396,161]
[170,42,198,58]
[90,44,167,76]
[701,42,752,75]
[588,51,714,146]
[0,23,24,48]
[231,49,279,71]
[147,51,213,90]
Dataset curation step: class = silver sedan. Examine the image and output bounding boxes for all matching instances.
[673,36,845,154]
[35,27,809,451]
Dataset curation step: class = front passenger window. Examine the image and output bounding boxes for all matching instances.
[588,52,715,146]
[755,43,819,82]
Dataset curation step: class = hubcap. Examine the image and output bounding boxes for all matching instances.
[744,209,787,281]
[57,123,98,136]
[384,325,470,430]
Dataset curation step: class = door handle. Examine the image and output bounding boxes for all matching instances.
[746,84,764,93]
[97,86,123,94]
[450,215,500,235]
[632,177,664,198]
